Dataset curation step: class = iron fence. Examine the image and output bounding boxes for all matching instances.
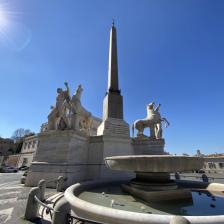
[67,214,105,224]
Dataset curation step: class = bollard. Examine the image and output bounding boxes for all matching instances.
[38,179,46,201]
[170,216,190,224]
[202,174,209,183]
[56,176,64,192]
[24,187,40,221]
[175,172,180,180]
[52,197,71,224]
[20,176,26,184]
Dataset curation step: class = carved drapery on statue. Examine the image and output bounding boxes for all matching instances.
[47,82,92,134]
[132,102,169,139]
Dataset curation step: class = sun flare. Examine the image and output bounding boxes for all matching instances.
[0,6,8,28]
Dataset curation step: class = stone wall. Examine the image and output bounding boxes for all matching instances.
[4,154,21,167]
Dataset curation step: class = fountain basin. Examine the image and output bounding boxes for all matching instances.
[64,179,224,224]
[105,155,204,173]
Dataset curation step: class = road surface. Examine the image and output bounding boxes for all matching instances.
[0,172,55,224]
[0,172,33,223]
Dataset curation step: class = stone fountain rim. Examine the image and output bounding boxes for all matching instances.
[104,155,204,173]
[64,179,224,224]
[105,155,202,159]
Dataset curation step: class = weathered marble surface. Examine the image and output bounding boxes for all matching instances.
[26,130,134,187]
[97,118,130,137]
[132,137,165,155]
[25,130,89,187]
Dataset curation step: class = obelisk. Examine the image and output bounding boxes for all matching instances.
[97,22,130,137]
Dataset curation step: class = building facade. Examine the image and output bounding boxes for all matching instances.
[0,137,14,156]
[17,135,38,168]
[204,156,224,173]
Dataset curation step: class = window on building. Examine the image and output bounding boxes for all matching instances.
[208,162,216,169]
[219,163,224,169]
[22,158,28,166]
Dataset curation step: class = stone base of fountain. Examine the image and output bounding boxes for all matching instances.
[122,171,192,202]
[132,172,177,190]
[130,179,177,191]
[122,184,192,202]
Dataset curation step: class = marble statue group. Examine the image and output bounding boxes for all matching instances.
[47,82,92,134]
[132,102,169,139]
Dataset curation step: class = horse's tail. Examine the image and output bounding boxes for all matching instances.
[162,118,170,128]
[132,123,135,137]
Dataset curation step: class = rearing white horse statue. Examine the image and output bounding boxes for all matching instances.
[132,102,169,139]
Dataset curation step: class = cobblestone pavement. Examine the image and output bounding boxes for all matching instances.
[0,172,55,224]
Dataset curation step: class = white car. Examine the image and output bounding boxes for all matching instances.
[3,166,18,173]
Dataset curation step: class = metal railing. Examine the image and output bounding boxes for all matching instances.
[34,195,54,220]
[33,196,105,224]
[67,214,105,224]
[172,173,224,183]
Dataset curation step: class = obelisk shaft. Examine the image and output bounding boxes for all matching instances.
[103,23,123,120]
[108,25,119,93]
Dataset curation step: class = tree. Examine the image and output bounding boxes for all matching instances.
[11,128,35,154]
[15,142,24,154]
[11,128,33,142]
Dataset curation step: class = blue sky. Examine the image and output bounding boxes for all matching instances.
[0,0,224,155]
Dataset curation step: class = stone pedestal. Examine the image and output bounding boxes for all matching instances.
[132,137,165,155]
[97,118,130,137]
[103,92,123,120]
[87,135,134,181]
[25,130,89,188]
[26,129,134,188]
[95,118,134,180]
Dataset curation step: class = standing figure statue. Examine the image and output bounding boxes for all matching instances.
[47,82,93,134]
[132,102,169,139]
[48,82,71,130]
[70,85,92,134]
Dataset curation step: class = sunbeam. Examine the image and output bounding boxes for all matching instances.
[0,6,8,27]
[0,2,31,51]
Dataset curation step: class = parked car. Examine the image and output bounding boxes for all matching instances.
[19,165,29,171]
[2,166,18,173]
[195,169,205,174]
